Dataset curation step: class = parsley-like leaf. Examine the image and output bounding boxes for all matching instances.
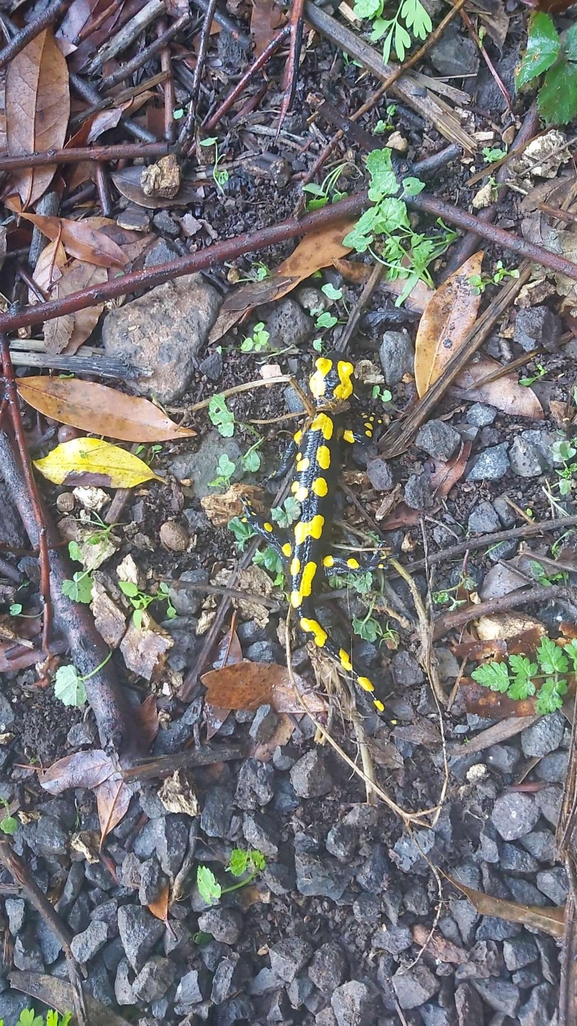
[537,636,568,676]
[197,865,222,904]
[471,661,510,693]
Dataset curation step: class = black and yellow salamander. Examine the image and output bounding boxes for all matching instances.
[242,354,389,714]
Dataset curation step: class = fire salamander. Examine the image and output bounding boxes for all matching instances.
[242,354,389,714]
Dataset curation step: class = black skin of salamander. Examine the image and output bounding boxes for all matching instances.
[242,354,388,716]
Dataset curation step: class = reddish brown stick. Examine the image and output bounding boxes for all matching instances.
[0,0,72,70]
[204,23,291,131]
[0,141,173,172]
[2,188,577,337]
[179,0,219,151]
[277,0,305,131]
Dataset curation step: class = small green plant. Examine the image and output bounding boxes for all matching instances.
[228,516,256,548]
[529,560,567,586]
[197,848,267,905]
[135,443,163,465]
[8,1011,72,1026]
[199,136,229,192]
[209,453,237,489]
[302,163,349,210]
[118,580,176,628]
[432,573,477,612]
[312,338,324,353]
[374,106,397,133]
[315,311,338,330]
[208,393,235,437]
[252,546,284,585]
[353,0,432,63]
[321,283,343,301]
[344,149,456,306]
[351,599,395,646]
[516,13,577,125]
[327,568,374,596]
[468,261,520,295]
[241,440,263,474]
[235,261,271,283]
[519,364,547,387]
[240,322,271,353]
[472,635,576,714]
[271,496,302,529]
[482,145,508,163]
[371,384,393,403]
[62,541,94,604]
[551,438,577,495]
[53,650,112,708]
[0,798,18,836]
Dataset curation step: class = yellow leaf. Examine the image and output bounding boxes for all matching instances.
[33,437,162,488]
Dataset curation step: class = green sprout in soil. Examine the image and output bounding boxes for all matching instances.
[53,650,113,708]
[352,0,432,64]
[240,322,271,353]
[551,439,577,496]
[197,848,267,906]
[472,635,576,715]
[0,798,18,836]
[519,364,547,387]
[208,393,236,437]
[302,163,350,211]
[468,261,520,295]
[61,541,94,604]
[516,13,577,125]
[118,581,177,628]
[199,136,229,193]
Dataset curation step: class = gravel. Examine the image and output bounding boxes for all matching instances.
[521,712,565,757]
[379,330,414,384]
[491,793,540,840]
[466,444,510,481]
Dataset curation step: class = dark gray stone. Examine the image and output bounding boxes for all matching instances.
[420,1005,455,1026]
[210,953,249,1003]
[35,815,68,856]
[331,981,376,1026]
[249,704,280,742]
[290,750,334,798]
[269,937,313,982]
[466,404,496,427]
[154,814,189,878]
[287,974,314,1009]
[168,569,209,616]
[132,957,176,1003]
[67,720,97,747]
[521,712,564,757]
[472,978,520,1016]
[138,859,166,906]
[374,924,412,956]
[380,330,414,385]
[485,744,520,775]
[391,829,437,873]
[429,25,479,75]
[242,811,279,857]
[466,444,510,482]
[199,351,223,381]
[416,419,460,462]
[513,968,542,989]
[513,306,560,353]
[536,866,568,904]
[117,905,165,973]
[352,893,381,922]
[308,943,347,993]
[518,982,556,1026]
[265,298,313,348]
[467,501,501,534]
[391,650,424,686]
[235,759,275,809]
[170,432,243,499]
[534,784,563,826]
[455,983,483,1025]
[500,843,538,875]
[263,859,296,896]
[520,830,556,862]
[5,898,25,936]
[70,919,109,962]
[115,957,135,1005]
[535,750,569,783]
[84,960,115,1007]
[0,694,15,731]
[250,967,282,995]
[13,927,44,972]
[506,876,547,906]
[509,436,547,478]
[197,908,242,945]
[392,964,440,1009]
[295,853,354,900]
[356,843,391,892]
[326,821,359,861]
[245,639,283,663]
[201,786,234,837]
[404,470,433,510]
[491,793,540,840]
[475,916,521,941]
[503,936,538,971]
[366,458,394,491]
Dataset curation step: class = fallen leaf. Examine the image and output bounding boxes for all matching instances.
[33,437,163,488]
[476,613,546,641]
[158,770,199,816]
[18,378,196,442]
[252,713,296,760]
[250,0,285,54]
[10,970,133,1026]
[430,441,472,496]
[455,358,544,418]
[148,882,170,922]
[111,166,201,209]
[31,240,108,353]
[412,924,468,963]
[414,252,484,397]
[201,661,327,714]
[14,208,128,269]
[134,694,160,748]
[40,750,116,793]
[331,258,372,284]
[205,628,243,739]
[448,878,565,939]
[5,29,70,207]
[201,483,265,527]
[95,776,132,842]
[462,681,537,718]
[119,612,173,681]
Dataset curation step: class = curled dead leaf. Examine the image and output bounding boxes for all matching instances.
[201,660,327,714]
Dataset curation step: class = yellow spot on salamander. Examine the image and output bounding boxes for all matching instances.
[299,561,317,598]
[311,413,334,440]
[347,557,360,569]
[263,522,273,532]
[296,457,310,472]
[317,446,331,470]
[290,557,301,576]
[311,478,328,497]
[294,430,303,443]
[282,543,292,557]
[357,675,375,693]
[373,699,385,712]
[323,555,334,568]
[334,360,354,401]
[300,617,328,647]
[294,515,324,545]
[343,429,355,444]
[309,357,333,399]
[291,481,299,494]
[295,485,309,502]
[290,591,301,608]
[364,421,373,431]
[339,648,353,672]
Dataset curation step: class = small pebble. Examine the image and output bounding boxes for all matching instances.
[159,521,189,552]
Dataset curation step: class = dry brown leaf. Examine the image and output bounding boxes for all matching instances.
[17,378,197,442]
[14,209,128,269]
[201,660,327,714]
[5,29,70,207]
[95,776,132,842]
[414,252,484,397]
[43,257,107,353]
[120,613,173,681]
[111,166,201,209]
[411,924,468,963]
[462,681,537,719]
[252,713,296,760]
[148,882,170,922]
[40,750,117,792]
[205,629,244,740]
[158,770,199,816]
[430,441,472,496]
[448,878,565,939]
[250,0,285,55]
[201,483,265,527]
[455,358,544,418]
[476,613,546,641]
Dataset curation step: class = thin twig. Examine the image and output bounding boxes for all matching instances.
[277,0,305,133]
[100,11,192,91]
[179,0,219,152]
[433,584,577,640]
[204,24,291,131]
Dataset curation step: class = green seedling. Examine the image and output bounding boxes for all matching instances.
[62,541,94,604]
[197,848,267,906]
[315,311,338,330]
[10,1012,71,1026]
[135,443,163,465]
[209,453,237,489]
[208,393,235,437]
[53,650,112,708]
[199,136,229,193]
[472,635,575,715]
[271,496,302,529]
[252,546,284,586]
[353,0,432,63]
[312,338,324,353]
[482,146,508,163]
[520,363,547,387]
[328,568,374,596]
[516,13,577,126]
[551,438,577,495]
[241,322,271,353]
[241,440,263,474]
[321,283,343,301]
[0,798,18,836]
[344,149,456,306]
[118,580,177,628]
[228,516,256,549]
[302,162,350,210]
[235,261,271,283]
[371,385,393,403]
[529,561,567,586]
[468,261,520,295]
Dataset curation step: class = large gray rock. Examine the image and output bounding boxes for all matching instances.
[102,273,221,402]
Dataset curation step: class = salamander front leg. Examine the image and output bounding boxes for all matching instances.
[240,500,292,565]
[321,549,389,576]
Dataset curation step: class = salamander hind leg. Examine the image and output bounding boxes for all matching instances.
[321,549,389,576]
[298,608,385,715]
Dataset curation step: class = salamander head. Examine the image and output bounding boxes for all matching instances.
[309,354,354,406]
